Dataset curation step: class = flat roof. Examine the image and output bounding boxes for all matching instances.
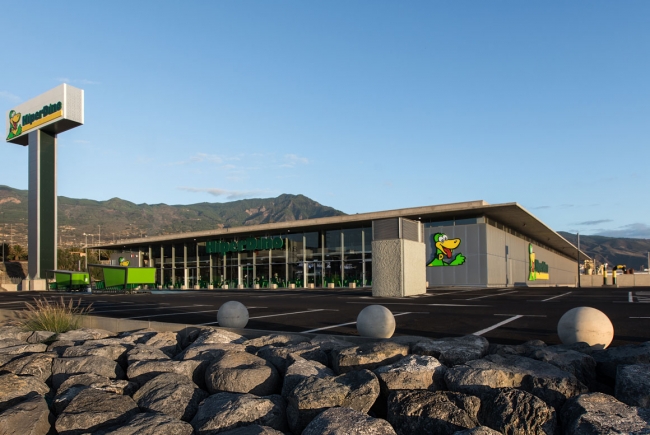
[93,200,589,262]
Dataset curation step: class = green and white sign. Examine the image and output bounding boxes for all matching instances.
[206,237,284,254]
[6,83,84,145]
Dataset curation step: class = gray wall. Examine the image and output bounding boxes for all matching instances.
[485,225,577,287]
[425,223,487,287]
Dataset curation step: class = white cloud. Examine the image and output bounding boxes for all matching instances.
[56,78,100,85]
[596,223,650,239]
[178,186,271,200]
[0,91,21,103]
[281,154,309,168]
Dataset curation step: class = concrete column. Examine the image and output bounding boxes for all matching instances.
[372,238,426,297]
[209,254,213,284]
[160,245,164,285]
[148,246,152,268]
[171,245,176,285]
[183,243,188,289]
[138,249,143,267]
[28,130,57,279]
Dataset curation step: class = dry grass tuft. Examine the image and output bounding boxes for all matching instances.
[17,297,93,333]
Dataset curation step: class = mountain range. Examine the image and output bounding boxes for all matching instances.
[0,185,648,270]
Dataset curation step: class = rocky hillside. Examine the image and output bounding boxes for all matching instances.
[560,232,650,271]
[0,185,344,246]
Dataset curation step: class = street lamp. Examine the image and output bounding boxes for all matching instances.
[83,233,88,269]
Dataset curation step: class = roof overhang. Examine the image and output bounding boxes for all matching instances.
[92,200,589,262]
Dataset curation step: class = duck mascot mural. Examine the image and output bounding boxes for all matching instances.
[6,110,22,141]
[427,232,466,267]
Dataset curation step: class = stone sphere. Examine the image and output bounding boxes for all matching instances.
[217,301,249,329]
[357,305,396,338]
[557,306,614,349]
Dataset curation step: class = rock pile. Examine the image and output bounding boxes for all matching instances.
[0,324,649,434]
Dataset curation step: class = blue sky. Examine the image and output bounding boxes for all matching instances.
[2,1,649,238]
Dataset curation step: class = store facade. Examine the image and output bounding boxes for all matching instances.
[95,200,587,289]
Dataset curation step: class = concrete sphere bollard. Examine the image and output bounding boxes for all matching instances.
[557,306,614,349]
[357,305,396,338]
[217,301,249,329]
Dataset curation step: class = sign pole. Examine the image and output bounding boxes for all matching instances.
[577,232,581,288]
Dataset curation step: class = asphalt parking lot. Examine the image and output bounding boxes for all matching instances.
[0,286,648,346]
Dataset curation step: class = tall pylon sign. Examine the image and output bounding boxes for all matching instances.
[5,84,84,284]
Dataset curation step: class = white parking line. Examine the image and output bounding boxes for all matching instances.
[92,304,209,313]
[346,302,490,307]
[494,314,546,317]
[629,292,634,303]
[0,301,24,305]
[302,312,413,333]
[541,292,572,302]
[630,317,650,319]
[464,291,517,301]
[429,289,487,297]
[472,315,523,336]
[128,309,218,319]
[249,309,331,320]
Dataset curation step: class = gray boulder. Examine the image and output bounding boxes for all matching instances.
[175,342,245,361]
[561,392,650,434]
[615,363,650,408]
[591,342,650,381]
[62,342,128,362]
[47,340,76,356]
[373,354,447,395]
[479,388,557,435]
[56,328,115,342]
[387,390,481,435]
[52,355,125,389]
[0,338,29,349]
[95,412,194,435]
[332,342,409,374]
[204,350,280,395]
[453,427,501,435]
[26,330,56,343]
[55,388,139,435]
[286,369,380,433]
[303,406,397,435]
[488,340,547,357]
[256,341,328,374]
[191,328,247,346]
[190,392,288,434]
[282,355,334,397]
[242,333,310,353]
[413,335,489,366]
[134,330,181,357]
[525,347,598,390]
[0,342,47,355]
[218,426,285,435]
[54,373,137,414]
[133,372,208,422]
[0,373,50,412]
[0,393,52,435]
[126,358,201,386]
[0,326,32,342]
[0,351,57,382]
[126,343,171,365]
[445,354,587,409]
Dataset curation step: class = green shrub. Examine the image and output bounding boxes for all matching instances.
[17,297,93,333]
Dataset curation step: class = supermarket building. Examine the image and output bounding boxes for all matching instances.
[93,200,588,294]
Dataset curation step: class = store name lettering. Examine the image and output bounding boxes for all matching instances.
[206,237,284,254]
[23,102,62,126]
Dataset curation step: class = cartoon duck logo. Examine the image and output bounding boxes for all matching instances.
[6,110,22,140]
[427,232,466,266]
[118,257,130,267]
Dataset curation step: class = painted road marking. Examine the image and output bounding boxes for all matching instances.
[197,308,333,326]
[464,291,518,301]
[629,292,634,303]
[302,312,413,333]
[128,309,219,319]
[541,292,572,302]
[346,302,490,307]
[630,317,650,319]
[0,301,25,305]
[472,315,524,336]
[92,304,210,313]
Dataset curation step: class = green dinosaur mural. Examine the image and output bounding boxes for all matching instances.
[6,110,22,140]
[427,232,466,266]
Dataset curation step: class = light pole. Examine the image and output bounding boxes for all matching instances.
[83,233,88,269]
[577,232,581,288]
[98,225,101,245]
